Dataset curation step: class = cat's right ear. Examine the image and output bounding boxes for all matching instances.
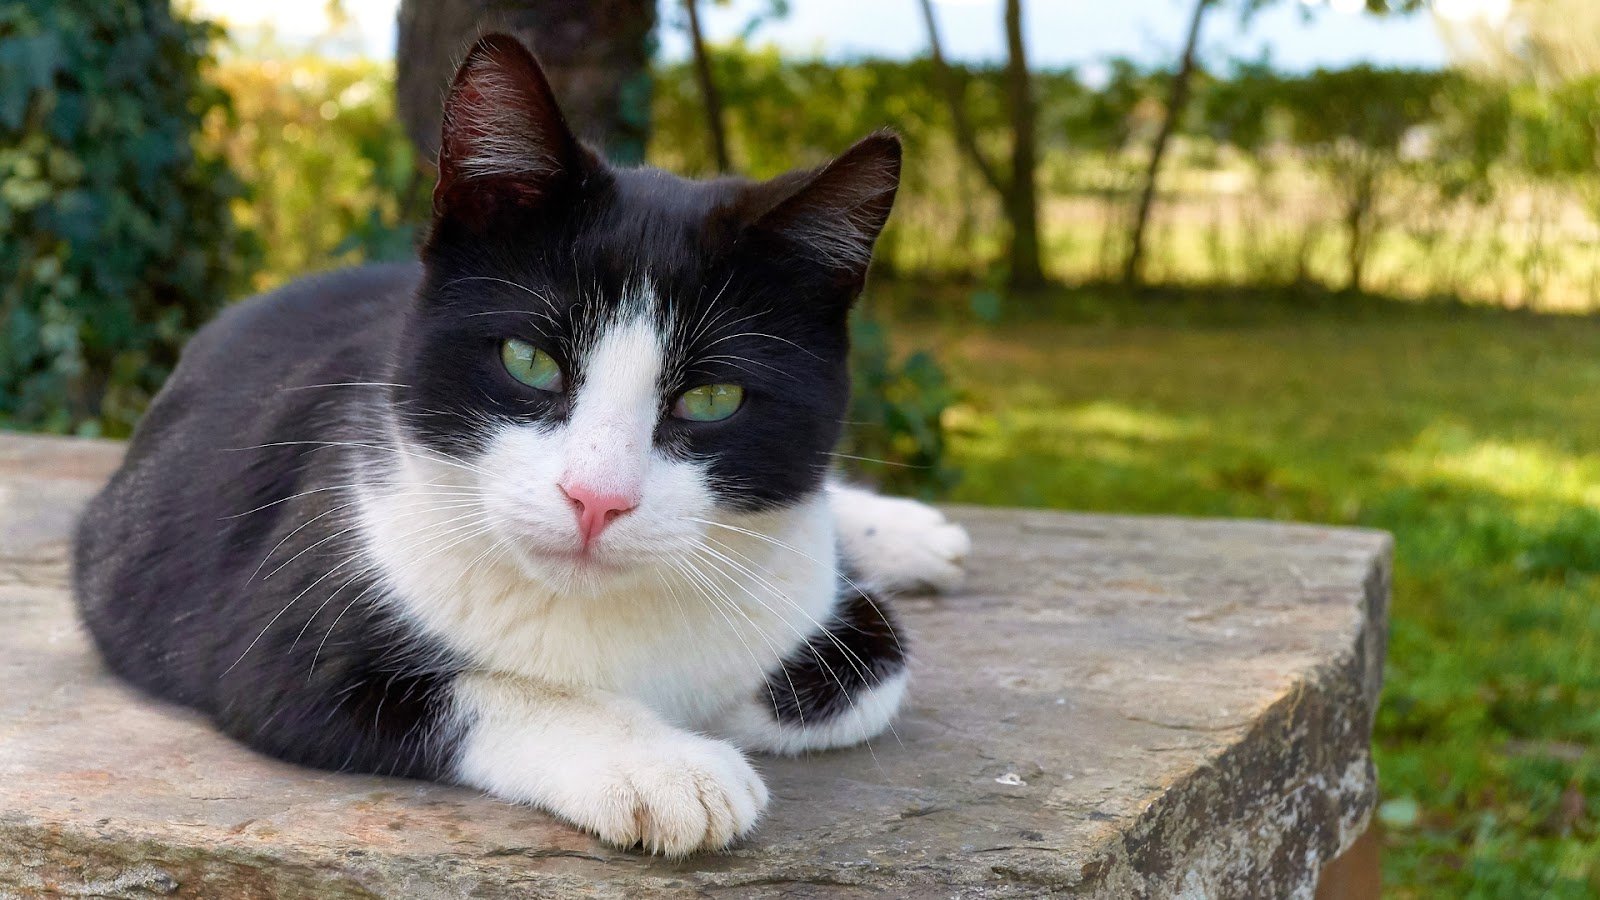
[433,34,587,228]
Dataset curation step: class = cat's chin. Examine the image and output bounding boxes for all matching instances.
[526,547,629,573]
[502,539,660,588]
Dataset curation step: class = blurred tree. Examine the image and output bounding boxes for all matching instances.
[1000,0,1043,290]
[1281,66,1450,292]
[395,0,656,166]
[1123,0,1429,288]
[204,52,420,290]
[1440,0,1600,85]
[682,0,731,171]
[0,0,250,435]
[666,1,790,174]
[917,0,1045,290]
[1123,0,1212,287]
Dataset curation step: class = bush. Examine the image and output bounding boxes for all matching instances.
[202,50,421,292]
[842,314,959,498]
[0,0,251,436]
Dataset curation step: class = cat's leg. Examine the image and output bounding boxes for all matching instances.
[828,482,970,593]
[713,586,909,756]
[453,673,768,855]
[213,636,764,854]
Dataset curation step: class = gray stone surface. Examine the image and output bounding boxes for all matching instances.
[0,432,1390,898]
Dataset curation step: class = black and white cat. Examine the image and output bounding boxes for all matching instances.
[72,35,967,855]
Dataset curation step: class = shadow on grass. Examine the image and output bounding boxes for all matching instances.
[868,275,1595,331]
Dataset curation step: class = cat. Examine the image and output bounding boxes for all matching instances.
[72,34,968,856]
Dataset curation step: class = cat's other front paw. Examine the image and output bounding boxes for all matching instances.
[556,733,769,856]
[833,488,971,593]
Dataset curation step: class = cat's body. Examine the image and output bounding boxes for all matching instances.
[73,36,966,855]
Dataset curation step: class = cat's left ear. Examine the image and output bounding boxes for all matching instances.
[432,34,589,228]
[746,131,902,286]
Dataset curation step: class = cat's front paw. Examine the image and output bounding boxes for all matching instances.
[558,733,769,856]
[832,487,971,593]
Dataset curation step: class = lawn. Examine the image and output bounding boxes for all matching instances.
[883,290,1600,897]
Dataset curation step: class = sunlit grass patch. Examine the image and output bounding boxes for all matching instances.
[1386,424,1600,508]
[1056,401,1202,443]
[888,293,1600,896]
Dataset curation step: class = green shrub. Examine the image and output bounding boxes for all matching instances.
[841,314,959,498]
[0,0,251,436]
[203,51,420,291]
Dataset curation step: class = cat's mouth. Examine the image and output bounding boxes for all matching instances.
[551,547,626,570]
[511,541,636,576]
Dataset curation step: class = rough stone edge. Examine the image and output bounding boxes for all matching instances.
[0,818,987,899]
[1056,534,1392,899]
[0,818,693,900]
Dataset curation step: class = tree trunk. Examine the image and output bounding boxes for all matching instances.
[916,0,1006,196]
[396,0,657,166]
[1002,0,1044,290]
[1344,159,1380,294]
[918,0,1045,290]
[1123,0,1211,288]
[682,0,731,172]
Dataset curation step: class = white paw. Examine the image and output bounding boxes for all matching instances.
[716,668,910,756]
[549,733,769,856]
[831,486,971,593]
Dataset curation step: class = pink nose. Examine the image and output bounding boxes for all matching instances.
[560,482,638,548]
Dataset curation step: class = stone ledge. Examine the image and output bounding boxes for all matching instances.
[0,433,1390,898]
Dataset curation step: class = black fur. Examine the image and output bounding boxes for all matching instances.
[765,581,907,725]
[72,34,905,783]
[74,264,464,778]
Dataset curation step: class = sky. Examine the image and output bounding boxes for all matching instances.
[190,0,1513,73]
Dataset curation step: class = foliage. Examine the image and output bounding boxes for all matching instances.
[841,313,959,498]
[1256,66,1452,290]
[887,286,1600,896]
[651,46,1065,277]
[653,47,1600,309]
[0,0,251,435]
[203,49,421,292]
[1442,0,1600,85]
[204,45,1600,309]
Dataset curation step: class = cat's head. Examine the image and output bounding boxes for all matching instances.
[390,35,899,584]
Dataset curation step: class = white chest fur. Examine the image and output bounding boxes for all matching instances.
[357,465,840,729]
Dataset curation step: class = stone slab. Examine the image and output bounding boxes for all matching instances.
[0,432,1390,898]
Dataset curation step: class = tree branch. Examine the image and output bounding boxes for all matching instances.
[1124,0,1212,287]
[916,0,1009,198]
[683,0,732,172]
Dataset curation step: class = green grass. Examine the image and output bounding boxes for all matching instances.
[881,288,1600,897]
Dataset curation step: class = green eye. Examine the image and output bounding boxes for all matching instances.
[673,383,744,422]
[501,339,564,392]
